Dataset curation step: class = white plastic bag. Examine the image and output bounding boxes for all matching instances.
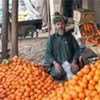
[62,61,74,80]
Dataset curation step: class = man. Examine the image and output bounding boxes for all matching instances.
[44,12,80,81]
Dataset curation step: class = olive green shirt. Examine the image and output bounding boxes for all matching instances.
[45,32,80,65]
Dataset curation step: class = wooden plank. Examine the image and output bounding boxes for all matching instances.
[0,19,42,29]
[18,20,42,26]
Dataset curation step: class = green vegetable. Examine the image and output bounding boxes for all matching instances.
[2,59,10,64]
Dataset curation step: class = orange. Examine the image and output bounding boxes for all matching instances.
[79,81,87,89]
[77,71,84,77]
[85,89,92,96]
[82,77,88,84]
[85,96,92,100]
[93,94,100,100]
[89,71,95,76]
[74,98,81,100]
[82,66,90,74]
[89,80,96,86]
[88,84,95,90]
[95,69,100,75]
[95,60,100,66]
[79,92,85,99]
[70,91,78,98]
[72,75,79,81]
[70,80,77,85]
[64,94,72,100]
[93,75,100,82]
[91,90,98,97]
[95,84,100,92]
[86,74,93,80]
[75,86,83,93]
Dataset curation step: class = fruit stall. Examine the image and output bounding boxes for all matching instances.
[0,56,100,99]
[73,9,100,56]
[0,8,99,99]
[79,23,100,56]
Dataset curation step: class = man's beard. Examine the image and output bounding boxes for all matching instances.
[57,29,64,35]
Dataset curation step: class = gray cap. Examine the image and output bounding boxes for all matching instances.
[53,12,68,24]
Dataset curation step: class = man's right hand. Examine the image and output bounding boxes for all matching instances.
[53,61,62,73]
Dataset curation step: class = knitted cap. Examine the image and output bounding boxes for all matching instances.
[53,12,68,24]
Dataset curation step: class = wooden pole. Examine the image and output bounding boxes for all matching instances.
[60,0,63,14]
[50,0,55,33]
[60,0,65,15]
[47,0,51,36]
[2,0,9,59]
[11,0,18,57]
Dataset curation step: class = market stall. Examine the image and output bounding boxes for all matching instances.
[73,9,100,57]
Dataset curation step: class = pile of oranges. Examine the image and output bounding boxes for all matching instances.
[80,23,97,37]
[85,36,100,45]
[79,23,100,45]
[0,56,100,100]
[43,61,100,100]
[0,56,57,100]
[43,60,100,100]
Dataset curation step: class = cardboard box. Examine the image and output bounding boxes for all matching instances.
[73,9,96,23]
[88,45,100,57]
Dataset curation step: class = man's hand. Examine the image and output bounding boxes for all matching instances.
[53,61,62,73]
[71,60,79,74]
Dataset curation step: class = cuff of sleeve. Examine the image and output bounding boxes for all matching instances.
[49,57,55,64]
[73,56,79,61]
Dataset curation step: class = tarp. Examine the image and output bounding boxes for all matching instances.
[24,0,48,25]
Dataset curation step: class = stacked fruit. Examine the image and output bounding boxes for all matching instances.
[43,60,100,100]
[85,36,100,45]
[79,23,100,45]
[0,56,100,100]
[0,56,57,100]
[80,23,97,37]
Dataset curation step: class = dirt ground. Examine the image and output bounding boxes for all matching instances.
[18,37,47,63]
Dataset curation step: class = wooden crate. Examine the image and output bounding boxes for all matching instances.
[73,9,96,23]
[75,22,100,46]
[75,22,97,36]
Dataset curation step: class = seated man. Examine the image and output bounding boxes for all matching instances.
[44,12,80,81]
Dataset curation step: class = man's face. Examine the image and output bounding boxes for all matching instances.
[55,21,66,35]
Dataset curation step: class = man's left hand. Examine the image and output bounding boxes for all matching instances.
[70,60,79,74]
